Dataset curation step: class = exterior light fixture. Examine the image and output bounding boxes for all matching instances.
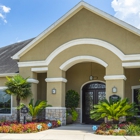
[89,63,98,81]
[89,75,93,80]
[112,86,117,93]
[52,88,56,94]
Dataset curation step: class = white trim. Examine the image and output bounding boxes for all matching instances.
[60,56,108,71]
[18,61,47,67]
[12,1,140,60]
[0,86,8,90]
[80,80,106,123]
[15,38,140,68]
[104,75,127,80]
[27,78,39,84]
[31,67,48,73]
[0,73,18,77]
[122,62,140,68]
[46,39,140,65]
[46,107,66,109]
[45,78,67,83]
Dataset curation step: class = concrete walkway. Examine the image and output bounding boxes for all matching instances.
[0,124,139,140]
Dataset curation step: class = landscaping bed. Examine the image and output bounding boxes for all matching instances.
[0,120,61,133]
[94,122,140,136]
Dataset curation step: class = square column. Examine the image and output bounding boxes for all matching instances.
[104,75,126,100]
[47,81,66,107]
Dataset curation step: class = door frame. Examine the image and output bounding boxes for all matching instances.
[80,80,106,123]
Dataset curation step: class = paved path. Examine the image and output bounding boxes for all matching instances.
[0,124,139,140]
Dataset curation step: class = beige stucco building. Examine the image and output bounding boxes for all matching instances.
[0,2,140,125]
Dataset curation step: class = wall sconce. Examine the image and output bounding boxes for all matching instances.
[112,86,117,93]
[52,88,56,94]
[89,75,93,80]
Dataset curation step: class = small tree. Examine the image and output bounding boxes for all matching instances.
[5,75,32,123]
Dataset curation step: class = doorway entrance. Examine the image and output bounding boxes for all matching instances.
[82,82,106,124]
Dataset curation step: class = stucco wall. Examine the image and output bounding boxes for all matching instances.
[125,68,140,102]
[47,44,123,78]
[20,8,140,62]
[0,77,7,86]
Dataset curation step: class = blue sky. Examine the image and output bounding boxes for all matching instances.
[0,0,140,47]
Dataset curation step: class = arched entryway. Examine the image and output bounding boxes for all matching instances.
[82,82,106,124]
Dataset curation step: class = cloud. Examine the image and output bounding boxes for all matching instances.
[111,0,140,29]
[1,5,11,13]
[0,4,11,23]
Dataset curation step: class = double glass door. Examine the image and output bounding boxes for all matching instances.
[82,82,106,124]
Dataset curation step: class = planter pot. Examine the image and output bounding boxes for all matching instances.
[66,115,73,124]
[104,117,108,123]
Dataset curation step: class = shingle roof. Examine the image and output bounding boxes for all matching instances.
[0,38,34,74]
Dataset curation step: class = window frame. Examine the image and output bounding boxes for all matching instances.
[132,85,140,117]
[0,86,12,116]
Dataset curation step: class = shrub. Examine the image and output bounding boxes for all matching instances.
[125,123,140,136]
[90,98,135,123]
[65,90,80,122]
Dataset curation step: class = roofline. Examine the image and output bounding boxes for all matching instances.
[12,1,140,60]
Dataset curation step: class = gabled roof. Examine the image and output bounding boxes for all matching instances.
[12,1,140,60]
[0,38,34,74]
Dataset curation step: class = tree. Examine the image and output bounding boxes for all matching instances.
[5,75,32,123]
[90,98,135,123]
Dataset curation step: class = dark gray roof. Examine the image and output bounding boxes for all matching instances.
[0,38,34,74]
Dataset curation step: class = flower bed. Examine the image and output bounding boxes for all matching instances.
[0,120,61,133]
[94,122,140,136]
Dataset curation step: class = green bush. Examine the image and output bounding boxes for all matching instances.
[65,90,80,121]
[126,124,140,136]
[65,90,80,108]
[90,98,135,123]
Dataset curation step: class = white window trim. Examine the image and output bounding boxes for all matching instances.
[0,87,12,116]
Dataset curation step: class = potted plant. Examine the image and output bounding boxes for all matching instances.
[65,90,80,124]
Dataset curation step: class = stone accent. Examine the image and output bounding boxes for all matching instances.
[0,108,32,123]
[45,107,66,125]
[0,108,17,122]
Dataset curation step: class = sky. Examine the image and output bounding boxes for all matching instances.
[0,0,140,47]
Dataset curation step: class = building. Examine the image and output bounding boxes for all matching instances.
[0,2,140,125]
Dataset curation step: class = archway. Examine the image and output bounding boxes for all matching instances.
[82,81,106,124]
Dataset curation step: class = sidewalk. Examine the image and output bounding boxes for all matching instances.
[0,124,139,140]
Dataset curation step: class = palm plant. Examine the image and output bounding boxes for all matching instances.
[28,99,51,121]
[90,98,135,123]
[5,75,32,123]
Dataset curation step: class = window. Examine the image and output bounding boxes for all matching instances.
[132,86,140,116]
[0,90,11,114]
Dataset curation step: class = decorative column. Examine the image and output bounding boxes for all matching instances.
[45,78,67,125]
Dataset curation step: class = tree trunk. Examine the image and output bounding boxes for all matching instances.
[16,96,20,123]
